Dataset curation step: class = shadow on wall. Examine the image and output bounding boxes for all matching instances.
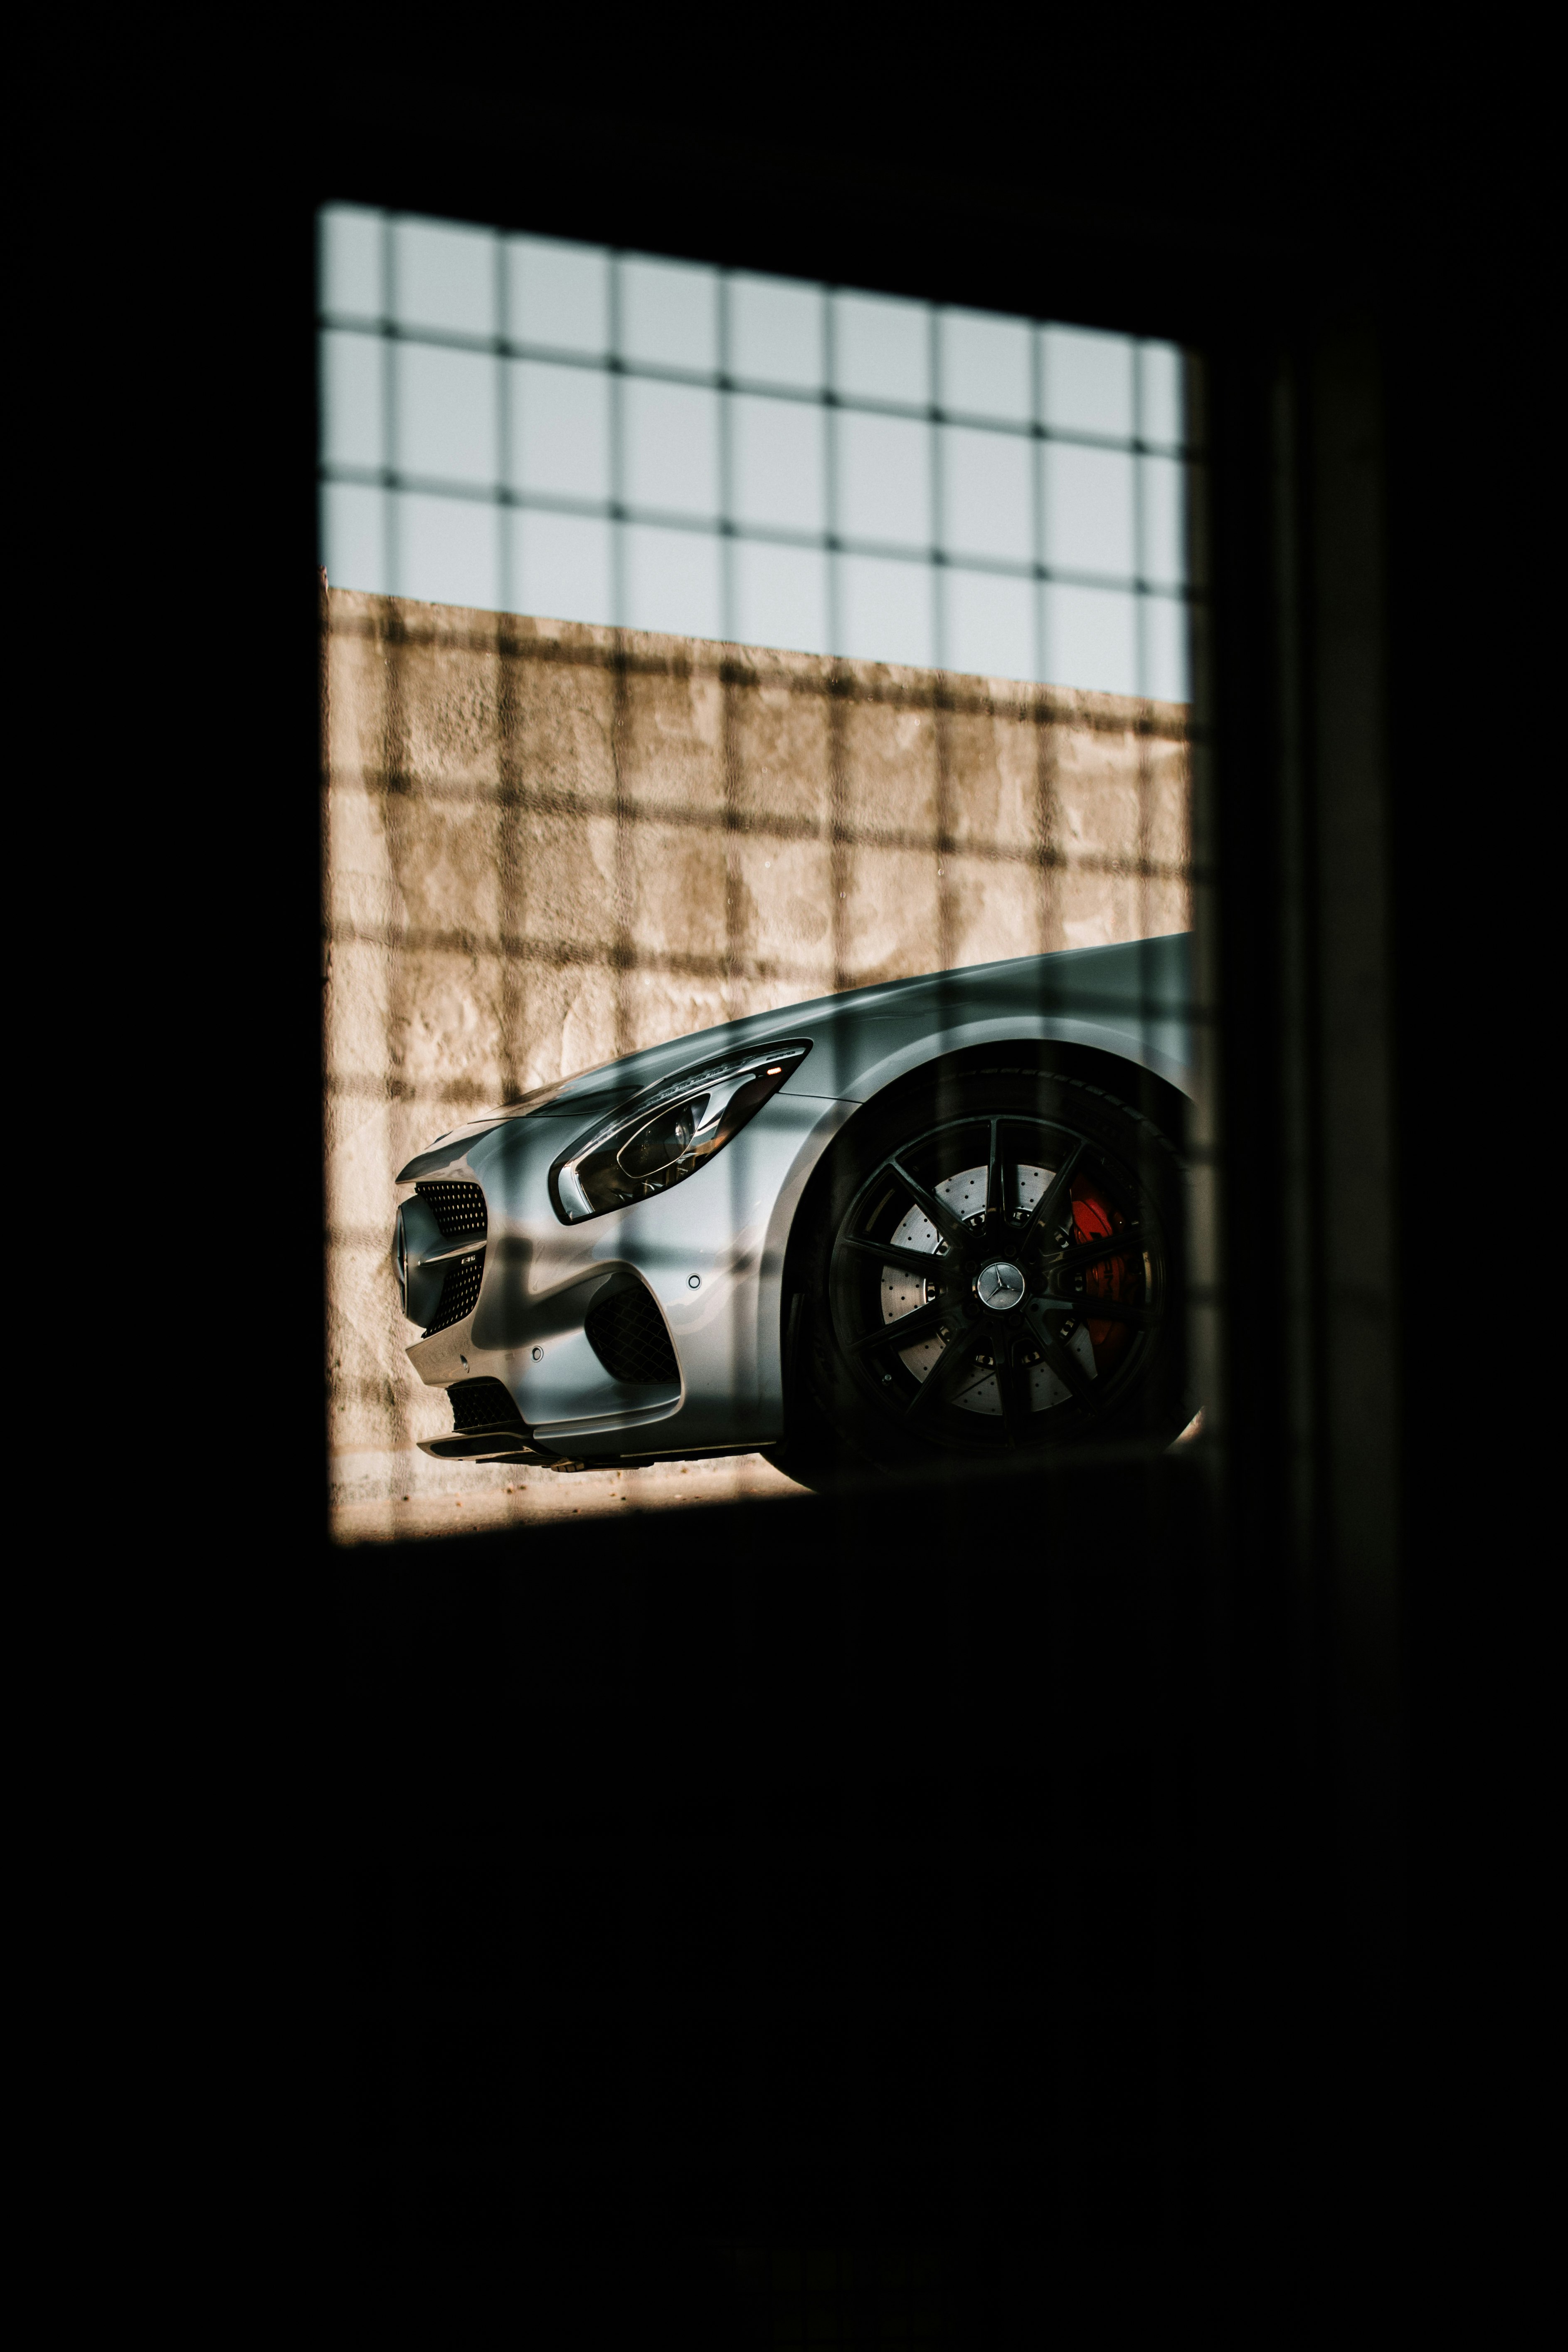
[323,586,1191,1516]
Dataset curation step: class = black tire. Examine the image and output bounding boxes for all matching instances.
[772,1065,1191,1489]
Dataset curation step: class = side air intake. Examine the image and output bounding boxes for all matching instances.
[584,1284,680,1387]
[447,1377,524,1434]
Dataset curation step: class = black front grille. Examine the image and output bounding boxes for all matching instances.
[585,1284,680,1386]
[417,1179,487,1240]
[417,1179,487,1335]
[424,1252,483,1336]
[449,1377,524,1434]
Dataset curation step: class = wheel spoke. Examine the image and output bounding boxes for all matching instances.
[1038,1331,1096,1406]
[1074,1295,1157,1329]
[838,1233,949,1280]
[1013,1138,1086,1260]
[986,1117,1008,1221]
[846,1298,948,1357]
[889,1156,969,1250]
[1053,1224,1141,1275]
[1028,1295,1077,1321]
[904,1317,986,1421]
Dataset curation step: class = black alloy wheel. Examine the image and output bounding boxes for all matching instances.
[777,1067,1190,1485]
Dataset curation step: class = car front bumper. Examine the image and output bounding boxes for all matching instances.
[400,1082,853,1461]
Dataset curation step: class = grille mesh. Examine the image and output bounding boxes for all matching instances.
[415,1179,487,1335]
[585,1285,680,1386]
[424,1252,482,1336]
[416,1180,486,1240]
[449,1377,524,1434]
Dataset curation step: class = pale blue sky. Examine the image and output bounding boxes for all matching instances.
[318,207,1196,699]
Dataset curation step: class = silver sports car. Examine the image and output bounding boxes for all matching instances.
[393,934,1196,1489]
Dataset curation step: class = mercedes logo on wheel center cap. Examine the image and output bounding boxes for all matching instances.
[976,1259,1027,1312]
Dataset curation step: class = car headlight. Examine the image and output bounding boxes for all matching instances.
[549,1040,812,1222]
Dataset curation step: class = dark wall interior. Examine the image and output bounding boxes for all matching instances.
[337,1458,1211,2334]
[188,56,1536,2320]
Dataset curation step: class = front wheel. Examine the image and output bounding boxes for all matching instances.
[774,1066,1192,1487]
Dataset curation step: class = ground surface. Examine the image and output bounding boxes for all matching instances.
[332,1415,1200,1543]
[331,1450,804,1542]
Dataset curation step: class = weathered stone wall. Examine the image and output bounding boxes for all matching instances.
[324,587,1190,1510]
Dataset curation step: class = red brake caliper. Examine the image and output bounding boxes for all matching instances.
[1069,1179,1134,1369]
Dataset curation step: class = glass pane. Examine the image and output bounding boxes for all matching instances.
[833,291,929,406]
[938,308,1032,423]
[507,235,611,356]
[1041,325,1135,439]
[1045,581,1138,695]
[507,360,611,502]
[321,480,387,594]
[393,490,500,609]
[1045,442,1136,579]
[623,379,720,520]
[1138,340,1185,451]
[944,567,1036,683]
[392,214,496,338]
[1138,452,1187,589]
[319,205,382,322]
[733,540,830,656]
[321,330,383,471]
[1141,590,1190,701]
[731,393,826,534]
[940,424,1033,564]
[619,254,719,374]
[624,522,723,638]
[729,274,825,390]
[395,344,498,486]
[510,509,614,628]
[836,411,932,550]
[838,552,934,668]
